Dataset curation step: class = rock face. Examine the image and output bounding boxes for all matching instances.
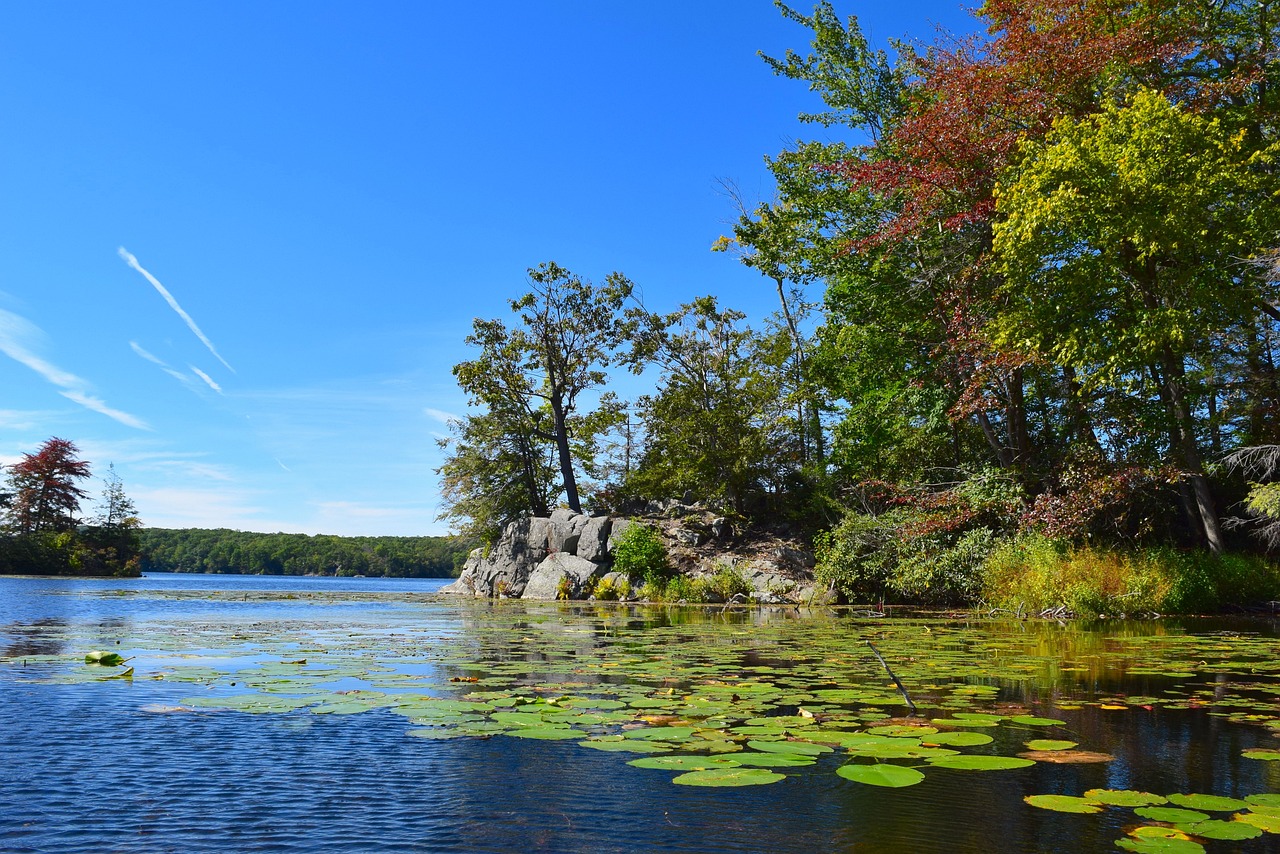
[439,503,822,605]
[522,553,606,600]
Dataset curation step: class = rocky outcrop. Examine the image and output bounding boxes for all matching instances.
[439,502,823,605]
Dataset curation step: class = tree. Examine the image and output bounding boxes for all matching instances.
[6,438,92,534]
[94,464,139,529]
[451,262,634,515]
[436,405,558,542]
[993,88,1280,552]
[627,297,788,513]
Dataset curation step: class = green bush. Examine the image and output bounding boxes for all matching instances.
[612,524,670,586]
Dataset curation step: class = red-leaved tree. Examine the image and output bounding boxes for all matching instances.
[6,438,92,534]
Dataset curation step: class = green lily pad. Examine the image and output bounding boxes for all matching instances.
[729,753,815,768]
[577,738,673,753]
[84,651,126,666]
[1239,811,1280,832]
[1242,749,1280,760]
[1115,835,1204,853]
[627,755,741,771]
[623,726,696,741]
[1166,793,1248,812]
[926,731,993,747]
[671,767,785,787]
[1009,715,1065,727]
[1023,794,1103,814]
[746,739,833,756]
[1134,807,1211,824]
[1084,789,1167,807]
[1177,820,1262,841]
[1025,739,1077,751]
[504,726,583,740]
[836,763,925,788]
[927,755,1035,771]
[1246,793,1280,808]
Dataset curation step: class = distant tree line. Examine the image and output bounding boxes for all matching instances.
[138,528,470,578]
[0,437,142,577]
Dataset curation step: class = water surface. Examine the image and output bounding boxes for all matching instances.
[4,573,1280,853]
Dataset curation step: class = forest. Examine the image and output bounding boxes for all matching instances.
[437,0,1280,611]
[137,528,467,578]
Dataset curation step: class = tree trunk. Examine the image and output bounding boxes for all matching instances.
[550,393,581,513]
[1161,348,1224,554]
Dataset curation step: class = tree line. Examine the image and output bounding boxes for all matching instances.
[438,0,1280,606]
[138,528,468,578]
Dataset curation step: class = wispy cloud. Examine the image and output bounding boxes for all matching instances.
[0,309,149,429]
[118,247,235,374]
[190,365,223,394]
[130,340,194,385]
[424,407,461,425]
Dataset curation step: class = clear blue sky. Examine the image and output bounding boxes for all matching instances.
[0,1,976,536]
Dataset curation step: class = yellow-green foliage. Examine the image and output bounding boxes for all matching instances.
[983,534,1280,616]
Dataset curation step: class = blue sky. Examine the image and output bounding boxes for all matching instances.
[0,1,975,536]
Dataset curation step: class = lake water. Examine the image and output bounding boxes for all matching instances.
[4,573,1280,853]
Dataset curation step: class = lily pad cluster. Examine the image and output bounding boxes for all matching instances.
[7,595,1280,795]
[1024,789,1280,850]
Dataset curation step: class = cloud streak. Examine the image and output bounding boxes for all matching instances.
[190,365,223,394]
[118,247,235,374]
[0,309,149,429]
[130,340,193,385]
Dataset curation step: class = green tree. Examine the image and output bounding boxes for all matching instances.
[451,262,634,516]
[436,404,558,542]
[993,88,1280,552]
[627,297,787,513]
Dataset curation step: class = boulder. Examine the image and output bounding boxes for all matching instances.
[522,553,607,600]
[437,547,484,596]
[577,515,613,562]
[458,516,554,598]
[607,518,637,554]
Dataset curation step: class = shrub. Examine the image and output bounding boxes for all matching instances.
[612,524,670,586]
[981,535,1280,616]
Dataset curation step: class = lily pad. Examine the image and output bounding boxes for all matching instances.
[84,651,126,666]
[1009,715,1065,727]
[671,767,785,787]
[1134,807,1211,824]
[627,755,741,771]
[1084,789,1167,808]
[927,755,1035,771]
[1023,795,1103,814]
[1177,820,1261,841]
[926,731,993,747]
[1166,793,1248,812]
[836,763,925,788]
[1115,835,1204,853]
[746,739,833,756]
[1025,739,1077,751]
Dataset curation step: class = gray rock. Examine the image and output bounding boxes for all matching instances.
[607,518,637,554]
[549,508,577,524]
[711,517,732,540]
[464,517,554,598]
[671,527,704,547]
[577,515,613,562]
[522,553,607,600]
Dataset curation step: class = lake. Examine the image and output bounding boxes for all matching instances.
[4,573,1280,853]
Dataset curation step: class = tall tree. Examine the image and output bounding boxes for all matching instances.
[627,297,788,512]
[451,262,633,515]
[6,438,92,534]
